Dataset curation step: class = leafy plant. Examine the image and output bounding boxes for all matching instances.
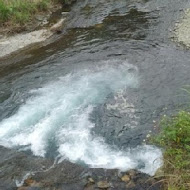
[153,111,190,189]
[0,0,52,25]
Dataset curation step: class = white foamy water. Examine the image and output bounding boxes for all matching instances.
[0,62,162,176]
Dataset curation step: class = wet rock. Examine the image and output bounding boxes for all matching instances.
[126,181,135,189]
[84,185,95,190]
[97,181,110,189]
[41,19,48,26]
[88,177,95,183]
[121,174,130,183]
[0,146,53,189]
[18,187,41,190]
[60,0,76,5]
[85,180,95,190]
[0,29,53,58]
[31,160,85,186]
[0,146,163,190]
[61,12,69,15]
[50,18,65,33]
[128,170,136,179]
[24,179,41,187]
[35,15,45,21]
[18,187,29,190]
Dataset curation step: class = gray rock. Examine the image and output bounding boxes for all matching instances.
[97,181,110,189]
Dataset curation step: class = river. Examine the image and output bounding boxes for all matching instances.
[0,0,190,189]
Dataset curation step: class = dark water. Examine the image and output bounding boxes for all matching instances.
[0,0,190,176]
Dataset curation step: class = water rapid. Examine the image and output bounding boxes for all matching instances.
[0,62,162,176]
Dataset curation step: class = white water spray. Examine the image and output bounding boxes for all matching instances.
[0,62,162,176]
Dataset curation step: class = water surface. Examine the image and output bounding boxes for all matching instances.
[1,0,190,176]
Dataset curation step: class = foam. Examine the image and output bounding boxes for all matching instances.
[0,62,162,175]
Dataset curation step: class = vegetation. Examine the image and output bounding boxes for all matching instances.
[0,0,74,27]
[154,111,190,190]
[0,0,54,25]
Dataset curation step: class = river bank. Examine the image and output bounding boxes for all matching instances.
[0,17,66,58]
[153,111,190,190]
[0,0,73,59]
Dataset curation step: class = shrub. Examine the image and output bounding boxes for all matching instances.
[153,111,190,189]
[0,0,52,25]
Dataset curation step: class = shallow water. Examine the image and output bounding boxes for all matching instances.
[0,0,190,176]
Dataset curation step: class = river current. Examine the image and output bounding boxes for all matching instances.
[0,0,190,177]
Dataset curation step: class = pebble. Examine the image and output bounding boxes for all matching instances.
[97,181,110,189]
[121,174,130,183]
[61,12,69,15]
[88,177,95,183]
[50,18,65,33]
[128,170,136,178]
[146,134,151,138]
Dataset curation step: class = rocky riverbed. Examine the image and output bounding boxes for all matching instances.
[0,146,162,190]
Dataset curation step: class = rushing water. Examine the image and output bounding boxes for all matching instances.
[0,62,162,175]
[1,0,190,178]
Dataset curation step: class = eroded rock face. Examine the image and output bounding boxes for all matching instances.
[0,146,162,190]
[173,8,190,48]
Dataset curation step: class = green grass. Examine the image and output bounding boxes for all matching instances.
[0,0,75,27]
[0,0,52,25]
[153,111,190,190]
